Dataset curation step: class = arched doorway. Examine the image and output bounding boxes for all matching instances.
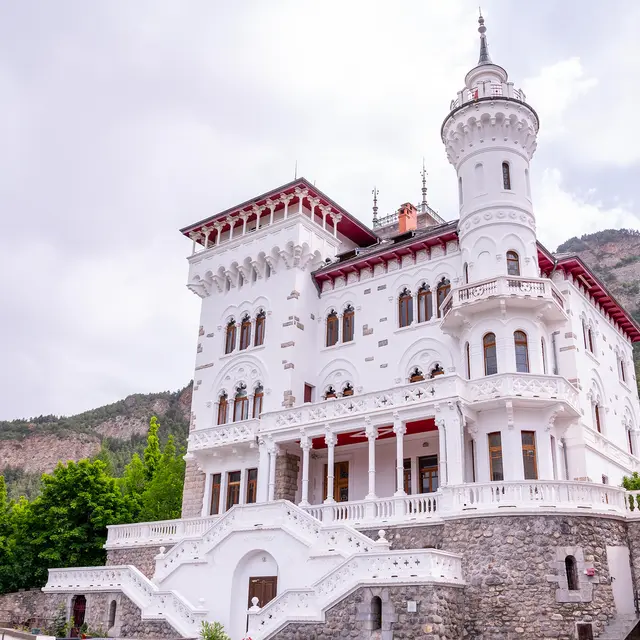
[70,595,86,637]
[230,550,278,640]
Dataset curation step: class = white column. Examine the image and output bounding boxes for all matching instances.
[268,442,278,501]
[269,203,275,225]
[202,228,211,249]
[254,206,262,231]
[393,416,406,496]
[324,431,336,504]
[220,471,229,512]
[241,214,248,235]
[283,195,291,219]
[257,438,270,503]
[299,432,311,506]
[214,223,223,246]
[228,217,235,240]
[365,420,378,500]
[239,467,247,505]
[189,233,198,255]
[436,417,448,488]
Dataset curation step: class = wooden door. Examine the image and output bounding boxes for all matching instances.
[248,576,278,608]
[70,595,86,637]
[323,461,349,502]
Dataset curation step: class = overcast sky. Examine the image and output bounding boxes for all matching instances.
[1,1,639,420]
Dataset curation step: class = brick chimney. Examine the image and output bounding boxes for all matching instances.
[398,202,418,233]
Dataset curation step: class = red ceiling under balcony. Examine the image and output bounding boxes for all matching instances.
[310,418,436,449]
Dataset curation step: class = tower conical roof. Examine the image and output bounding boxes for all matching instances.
[477,12,492,65]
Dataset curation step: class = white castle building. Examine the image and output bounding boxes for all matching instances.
[44,16,640,640]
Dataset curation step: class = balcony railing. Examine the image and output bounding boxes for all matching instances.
[466,373,580,415]
[449,82,527,111]
[260,375,461,432]
[441,276,565,321]
[105,515,220,549]
[188,419,259,450]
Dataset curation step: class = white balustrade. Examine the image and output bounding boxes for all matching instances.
[261,375,459,433]
[466,373,580,413]
[451,480,628,513]
[106,515,219,549]
[441,275,564,318]
[43,566,206,638]
[247,549,463,638]
[189,419,259,450]
[449,82,527,110]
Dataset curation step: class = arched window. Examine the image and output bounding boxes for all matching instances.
[582,319,588,349]
[594,403,602,433]
[342,305,355,342]
[417,283,433,323]
[587,328,595,354]
[324,385,337,400]
[502,162,511,190]
[465,342,471,379]
[398,288,413,327]
[371,596,382,631]
[463,263,469,284]
[483,332,498,376]
[409,367,424,383]
[620,359,627,383]
[225,320,237,354]
[458,176,463,205]
[326,310,339,347]
[436,278,451,318]
[217,392,228,425]
[628,429,634,456]
[253,384,264,418]
[514,331,529,373]
[342,383,354,397]
[108,600,117,630]
[565,555,579,591]
[233,384,249,422]
[254,310,266,347]
[506,251,520,276]
[541,338,547,375]
[430,364,445,378]
[239,314,251,350]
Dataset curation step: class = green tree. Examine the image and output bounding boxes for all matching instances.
[138,435,185,522]
[143,416,162,481]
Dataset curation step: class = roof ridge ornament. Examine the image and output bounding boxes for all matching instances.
[477,8,492,65]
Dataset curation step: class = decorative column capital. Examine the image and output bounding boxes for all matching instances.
[188,231,202,240]
[365,423,378,440]
[201,226,212,236]
[319,204,331,217]
[324,430,336,448]
[280,193,294,204]
[393,421,406,436]
[300,431,312,451]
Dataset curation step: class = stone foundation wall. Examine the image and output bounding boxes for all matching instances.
[368,514,626,639]
[119,595,179,639]
[106,545,169,579]
[0,589,67,628]
[181,459,207,518]
[274,452,299,501]
[627,519,640,593]
[272,584,464,640]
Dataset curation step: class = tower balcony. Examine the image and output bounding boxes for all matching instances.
[449,81,527,111]
[440,275,567,334]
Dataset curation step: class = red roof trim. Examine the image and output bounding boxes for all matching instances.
[539,250,640,343]
[179,177,378,248]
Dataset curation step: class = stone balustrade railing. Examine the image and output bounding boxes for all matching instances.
[260,375,462,433]
[441,275,565,318]
[188,419,259,450]
[449,82,527,110]
[43,566,206,638]
[466,373,580,414]
[247,548,463,638]
[105,515,220,549]
[303,492,438,524]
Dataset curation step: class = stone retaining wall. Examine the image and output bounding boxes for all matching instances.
[272,584,464,640]
[367,514,627,640]
[181,459,206,518]
[274,452,299,501]
[106,545,169,579]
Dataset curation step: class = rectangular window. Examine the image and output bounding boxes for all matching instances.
[521,431,538,480]
[418,455,439,493]
[403,458,412,494]
[226,470,241,510]
[246,468,258,504]
[417,289,432,323]
[342,309,355,342]
[210,473,221,515]
[488,432,504,481]
[304,383,314,403]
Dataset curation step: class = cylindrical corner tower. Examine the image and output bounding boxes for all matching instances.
[441,14,540,283]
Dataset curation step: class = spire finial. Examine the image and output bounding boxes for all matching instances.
[372,186,379,225]
[420,159,428,214]
[477,8,492,65]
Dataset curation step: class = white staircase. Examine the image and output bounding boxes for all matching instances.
[43,565,205,637]
[246,548,463,639]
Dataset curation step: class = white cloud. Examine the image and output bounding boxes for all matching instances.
[534,168,640,250]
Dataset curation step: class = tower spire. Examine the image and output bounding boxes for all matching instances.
[420,159,428,213]
[477,8,492,65]
[372,187,379,226]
